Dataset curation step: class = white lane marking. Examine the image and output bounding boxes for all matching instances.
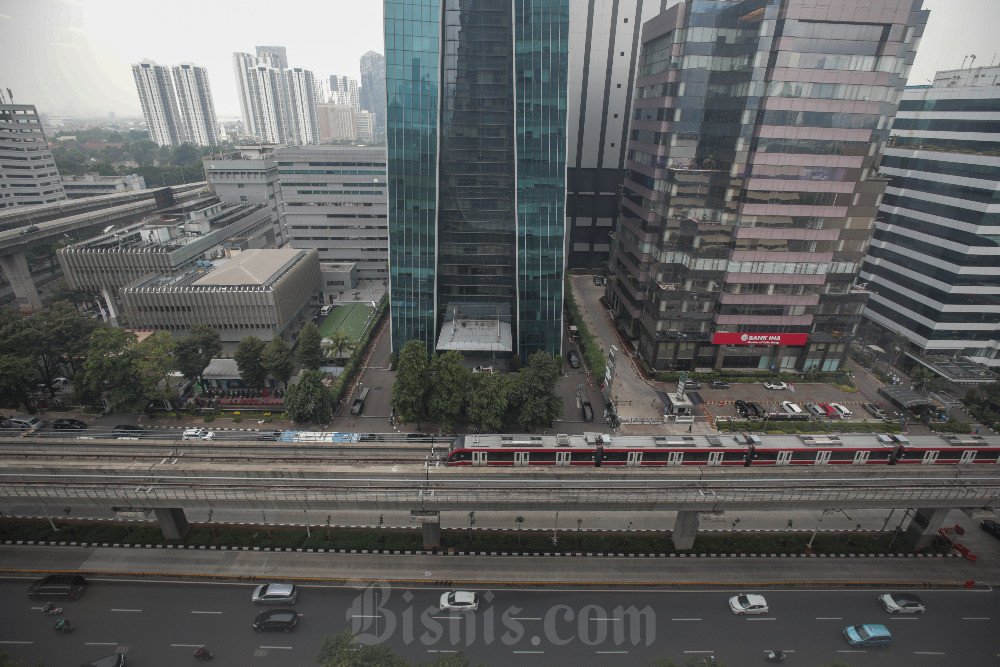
[428,650,459,653]
[672,618,702,621]
[597,651,629,654]
[684,651,716,654]
[588,617,620,622]
[85,643,118,646]
[962,617,990,620]
[748,617,775,621]
[816,617,843,620]
[513,651,545,654]
[351,615,381,619]
[0,641,33,645]
[260,646,294,650]
[837,650,867,653]
[914,652,946,655]
[432,616,463,620]
[191,611,222,615]
[172,644,205,647]
[111,608,142,612]
[888,617,920,620]
[510,617,542,621]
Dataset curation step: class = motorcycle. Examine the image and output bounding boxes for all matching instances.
[767,649,786,662]
[41,602,62,615]
[53,619,74,633]
[193,646,213,660]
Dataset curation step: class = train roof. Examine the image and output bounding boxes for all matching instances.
[461,433,748,450]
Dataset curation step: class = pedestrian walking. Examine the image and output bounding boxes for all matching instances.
[687,423,693,433]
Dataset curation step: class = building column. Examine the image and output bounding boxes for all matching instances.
[153,508,190,540]
[101,286,119,326]
[0,252,42,312]
[902,507,950,551]
[412,510,441,549]
[672,510,701,551]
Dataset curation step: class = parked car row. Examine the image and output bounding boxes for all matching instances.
[730,399,859,421]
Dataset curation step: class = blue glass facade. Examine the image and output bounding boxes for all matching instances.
[386,0,567,360]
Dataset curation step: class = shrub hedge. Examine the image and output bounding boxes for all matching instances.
[563,277,606,377]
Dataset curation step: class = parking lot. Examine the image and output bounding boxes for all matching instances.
[688,382,889,424]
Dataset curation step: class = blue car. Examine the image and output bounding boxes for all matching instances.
[844,624,892,647]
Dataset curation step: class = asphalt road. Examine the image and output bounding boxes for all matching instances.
[2,579,998,666]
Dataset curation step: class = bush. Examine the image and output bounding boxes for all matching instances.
[203,414,214,422]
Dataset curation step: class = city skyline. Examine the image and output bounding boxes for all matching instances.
[0,0,996,120]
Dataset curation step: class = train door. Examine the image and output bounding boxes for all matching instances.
[626,451,643,467]
[959,450,976,465]
[921,450,939,464]
[555,451,572,467]
[707,451,724,467]
[514,451,530,467]
[852,450,870,465]
[775,451,792,466]
[667,451,683,466]
[816,451,832,465]
[472,451,488,466]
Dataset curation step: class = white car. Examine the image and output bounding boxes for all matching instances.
[763,381,787,390]
[439,590,479,612]
[182,428,214,440]
[252,583,298,605]
[878,592,925,614]
[729,594,769,615]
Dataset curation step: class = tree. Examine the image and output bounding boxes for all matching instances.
[73,328,176,413]
[467,372,515,432]
[261,337,296,389]
[427,351,470,432]
[391,340,430,424]
[511,351,563,431]
[323,330,356,365]
[283,369,332,423]
[0,355,37,411]
[173,324,221,388]
[172,143,200,165]
[297,322,325,371]
[235,336,267,387]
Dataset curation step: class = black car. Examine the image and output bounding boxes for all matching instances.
[253,608,299,632]
[734,400,750,418]
[708,380,730,389]
[581,400,594,423]
[112,424,144,438]
[981,519,1000,540]
[748,402,765,418]
[567,350,581,368]
[53,418,87,430]
[27,574,87,600]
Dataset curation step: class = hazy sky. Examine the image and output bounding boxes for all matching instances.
[0,0,997,119]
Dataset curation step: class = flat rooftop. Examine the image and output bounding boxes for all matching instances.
[194,248,303,286]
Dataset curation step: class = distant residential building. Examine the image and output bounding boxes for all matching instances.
[203,145,286,244]
[232,51,318,146]
[120,247,320,343]
[232,52,262,138]
[284,68,320,145]
[171,63,220,146]
[353,111,375,143]
[61,173,146,199]
[317,104,357,142]
[860,69,1000,369]
[132,60,187,147]
[359,50,386,132]
[58,197,282,322]
[276,145,387,280]
[255,45,288,69]
[246,64,290,144]
[0,103,66,209]
[330,75,360,111]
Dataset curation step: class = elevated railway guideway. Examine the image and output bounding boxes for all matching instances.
[1,430,999,549]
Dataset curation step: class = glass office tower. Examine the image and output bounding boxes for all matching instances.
[386,0,568,360]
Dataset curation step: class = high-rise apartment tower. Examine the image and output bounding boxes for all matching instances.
[132,60,187,147]
[172,63,220,147]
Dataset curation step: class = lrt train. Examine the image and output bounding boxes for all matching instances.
[443,432,1000,467]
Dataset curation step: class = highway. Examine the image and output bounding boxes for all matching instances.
[1,577,997,666]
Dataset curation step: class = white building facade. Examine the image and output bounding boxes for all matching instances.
[172,63,220,147]
[132,60,187,147]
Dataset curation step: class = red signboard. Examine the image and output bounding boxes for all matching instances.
[711,332,808,346]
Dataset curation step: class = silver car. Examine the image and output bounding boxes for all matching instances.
[439,590,479,612]
[252,583,298,605]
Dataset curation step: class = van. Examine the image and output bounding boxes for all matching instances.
[781,401,803,415]
[9,415,43,429]
[830,403,853,419]
[27,574,88,600]
[581,400,594,423]
[319,305,333,317]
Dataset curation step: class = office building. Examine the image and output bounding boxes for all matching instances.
[132,60,187,147]
[203,145,286,245]
[0,103,66,209]
[385,0,568,359]
[859,68,1000,369]
[61,173,146,199]
[608,0,926,373]
[354,111,376,143]
[120,247,320,343]
[276,145,387,280]
[318,104,357,142]
[58,198,282,322]
[255,45,288,69]
[172,63,221,147]
[359,50,387,132]
[565,0,664,269]
[330,75,360,111]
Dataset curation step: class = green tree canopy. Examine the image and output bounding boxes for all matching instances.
[511,351,563,431]
[467,372,515,432]
[73,328,176,413]
[323,329,356,365]
[173,324,221,387]
[427,351,470,432]
[391,340,430,424]
[297,321,325,371]
[261,336,296,389]
[283,369,332,423]
[235,336,267,387]
[0,355,37,411]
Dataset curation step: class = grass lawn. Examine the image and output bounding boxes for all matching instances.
[317,302,375,341]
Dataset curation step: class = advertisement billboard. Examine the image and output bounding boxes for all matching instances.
[711,332,808,346]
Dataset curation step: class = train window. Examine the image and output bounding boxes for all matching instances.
[492,451,515,463]
[532,451,557,463]
[828,450,856,463]
[683,451,710,464]
[790,451,819,462]
[602,451,630,463]
[450,451,468,462]
[643,451,671,462]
